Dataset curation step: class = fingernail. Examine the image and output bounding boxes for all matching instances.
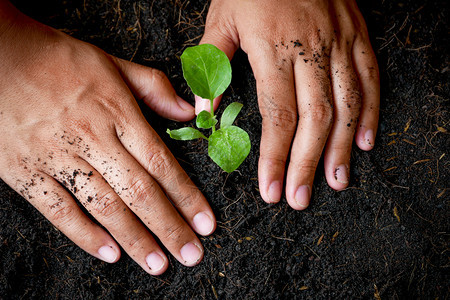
[334,164,349,184]
[146,252,166,272]
[294,185,311,208]
[193,212,214,236]
[364,129,374,147]
[180,242,203,266]
[267,181,282,203]
[98,245,118,263]
[176,96,194,112]
[195,95,211,115]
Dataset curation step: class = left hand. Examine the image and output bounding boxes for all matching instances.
[196,0,380,210]
[0,3,216,275]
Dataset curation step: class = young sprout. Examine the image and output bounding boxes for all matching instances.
[167,44,251,173]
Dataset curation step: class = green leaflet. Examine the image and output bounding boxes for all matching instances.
[220,102,243,129]
[196,110,217,129]
[181,44,232,101]
[208,126,251,173]
[166,128,206,140]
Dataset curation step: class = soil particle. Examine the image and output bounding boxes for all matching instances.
[293,40,303,47]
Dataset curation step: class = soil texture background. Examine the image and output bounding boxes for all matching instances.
[0,0,448,299]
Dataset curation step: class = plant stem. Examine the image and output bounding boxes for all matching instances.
[210,99,214,117]
[210,99,215,133]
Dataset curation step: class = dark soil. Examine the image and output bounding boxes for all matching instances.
[1,0,448,299]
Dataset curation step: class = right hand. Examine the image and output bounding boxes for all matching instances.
[196,0,380,209]
[0,2,216,275]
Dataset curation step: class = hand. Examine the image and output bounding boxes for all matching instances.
[0,2,216,275]
[197,0,380,209]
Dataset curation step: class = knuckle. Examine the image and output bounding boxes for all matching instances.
[163,222,186,242]
[127,233,148,249]
[291,158,319,174]
[308,23,334,48]
[331,144,350,153]
[252,38,277,57]
[302,101,334,127]
[343,89,362,112]
[259,156,286,169]
[65,118,100,144]
[147,149,174,179]
[92,191,122,218]
[261,106,298,130]
[128,177,158,208]
[150,68,168,85]
[173,193,194,209]
[169,173,196,208]
[49,203,74,225]
[360,65,379,82]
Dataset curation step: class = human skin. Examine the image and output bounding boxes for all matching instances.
[0,0,217,275]
[195,0,380,209]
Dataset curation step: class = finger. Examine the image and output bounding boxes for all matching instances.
[247,50,297,204]
[76,139,208,268]
[286,56,334,210]
[352,35,380,151]
[5,171,121,264]
[194,12,239,114]
[194,95,221,115]
[111,56,195,122]
[324,50,362,190]
[115,115,216,238]
[45,157,174,275]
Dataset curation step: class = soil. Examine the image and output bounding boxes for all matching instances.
[0,0,448,299]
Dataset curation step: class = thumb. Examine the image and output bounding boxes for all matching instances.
[111,56,195,122]
[195,23,239,115]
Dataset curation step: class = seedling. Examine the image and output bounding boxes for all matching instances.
[167,44,251,173]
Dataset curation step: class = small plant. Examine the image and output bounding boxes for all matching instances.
[167,44,251,173]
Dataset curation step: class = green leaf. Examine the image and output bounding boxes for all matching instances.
[220,102,243,129]
[196,110,217,129]
[167,128,206,140]
[208,126,251,173]
[181,44,231,101]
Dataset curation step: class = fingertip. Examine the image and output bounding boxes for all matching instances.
[286,183,311,210]
[334,164,349,184]
[212,97,221,112]
[261,180,282,204]
[180,242,204,267]
[294,185,311,210]
[356,127,375,151]
[174,96,196,121]
[258,157,288,205]
[146,252,169,275]
[326,168,350,191]
[98,244,121,263]
[192,211,216,236]
[195,96,211,115]
[194,95,222,115]
[176,96,195,113]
